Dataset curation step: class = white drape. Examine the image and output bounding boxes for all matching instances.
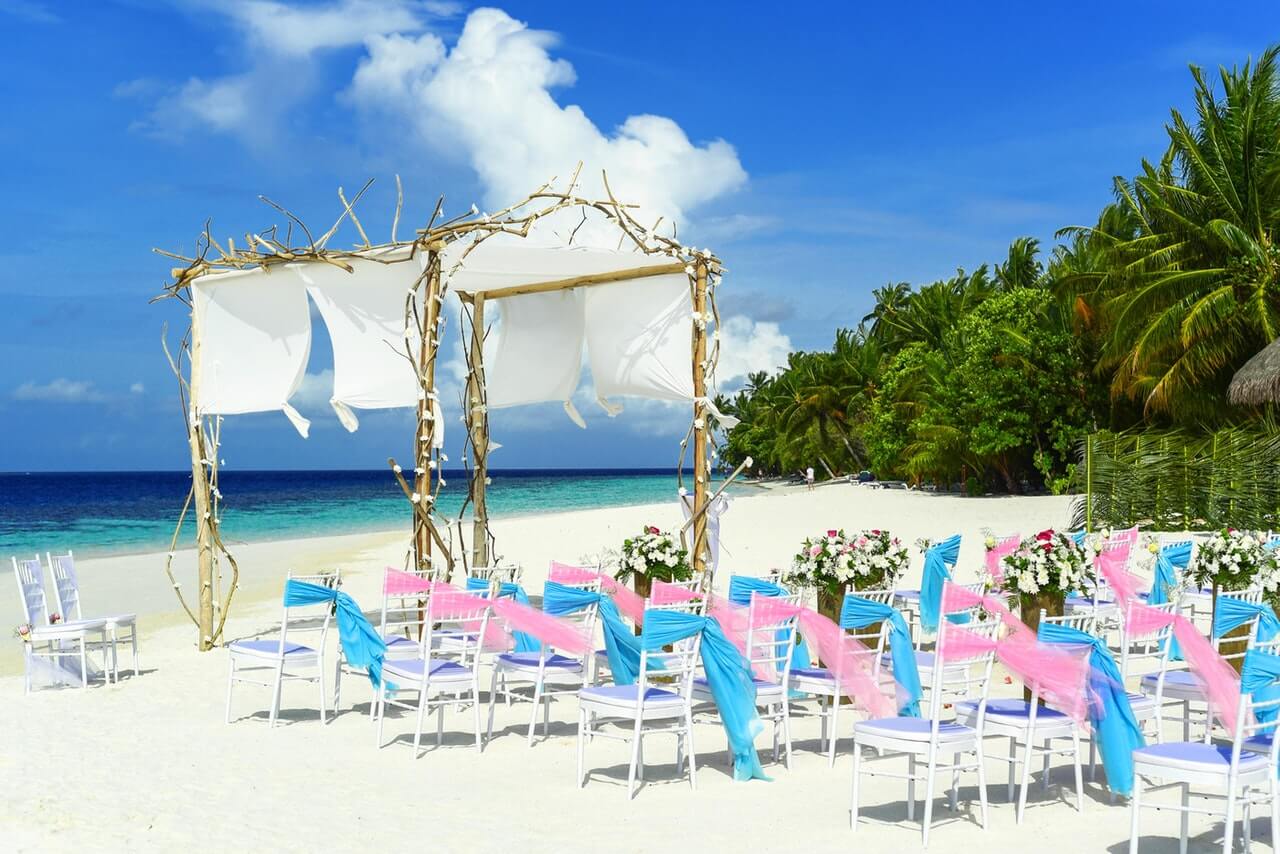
[485,289,585,422]
[191,266,312,436]
[292,257,422,432]
[584,274,693,411]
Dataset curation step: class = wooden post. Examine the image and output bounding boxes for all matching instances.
[413,251,440,573]
[182,414,219,653]
[691,259,710,578]
[467,293,490,567]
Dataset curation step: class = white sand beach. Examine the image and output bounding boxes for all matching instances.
[0,485,1257,852]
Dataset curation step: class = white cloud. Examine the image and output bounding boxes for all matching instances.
[289,369,336,411]
[0,0,59,24]
[228,0,430,58]
[130,382,146,395]
[714,315,792,388]
[346,7,747,233]
[13,378,105,403]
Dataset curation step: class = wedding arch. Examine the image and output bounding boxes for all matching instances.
[154,168,730,649]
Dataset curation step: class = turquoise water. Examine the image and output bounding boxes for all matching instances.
[0,469,723,560]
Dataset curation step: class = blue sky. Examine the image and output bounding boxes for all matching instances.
[0,0,1272,471]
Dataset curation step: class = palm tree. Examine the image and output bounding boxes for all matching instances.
[1075,47,1280,419]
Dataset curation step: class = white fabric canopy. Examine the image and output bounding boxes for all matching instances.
[485,289,586,426]
[292,255,424,433]
[443,240,676,295]
[191,266,312,435]
[585,274,693,411]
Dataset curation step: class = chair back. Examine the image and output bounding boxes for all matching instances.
[278,570,340,656]
[841,588,894,679]
[653,579,708,615]
[46,551,83,621]
[745,592,799,688]
[379,566,433,642]
[1221,586,1263,604]
[468,564,523,586]
[422,587,492,674]
[1040,609,1095,636]
[1117,599,1177,681]
[11,556,49,625]
[543,580,602,674]
[930,617,998,726]
[1231,638,1280,779]
[635,616,704,712]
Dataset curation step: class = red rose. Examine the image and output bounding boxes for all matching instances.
[647,526,660,535]
[871,529,881,535]
[1035,529,1054,542]
[826,529,838,538]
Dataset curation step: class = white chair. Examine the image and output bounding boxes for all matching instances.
[1140,591,1259,744]
[11,556,109,693]
[1129,639,1280,853]
[576,601,703,799]
[487,580,602,746]
[694,591,798,768]
[46,550,138,682]
[850,617,998,846]
[955,610,1090,824]
[1067,539,1125,626]
[336,565,435,717]
[375,589,491,757]
[790,586,895,766]
[225,571,338,727]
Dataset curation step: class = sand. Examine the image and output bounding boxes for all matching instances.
[1,484,1261,852]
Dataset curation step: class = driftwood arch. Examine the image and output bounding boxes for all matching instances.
[155,168,725,650]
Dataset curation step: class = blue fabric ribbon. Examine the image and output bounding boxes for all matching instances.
[1242,648,1280,757]
[1069,530,1087,546]
[1214,596,1280,725]
[728,575,812,672]
[466,578,539,653]
[920,534,962,634]
[1038,621,1144,796]
[642,608,767,781]
[283,579,389,689]
[1148,541,1192,607]
[840,594,921,717]
[542,580,646,683]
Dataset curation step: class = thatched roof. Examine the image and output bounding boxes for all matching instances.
[1229,337,1280,405]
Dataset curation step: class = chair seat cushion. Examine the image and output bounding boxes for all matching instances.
[894,590,921,602]
[384,634,418,648]
[1134,742,1268,773]
[1140,671,1204,698]
[384,658,470,680]
[579,684,682,708]
[229,639,315,657]
[497,652,581,670]
[1127,692,1156,711]
[856,717,974,742]
[956,698,1068,720]
[790,666,834,681]
[1244,731,1276,753]
[102,614,137,628]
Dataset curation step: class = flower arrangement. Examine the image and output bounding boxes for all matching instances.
[13,623,32,642]
[985,529,1091,597]
[784,528,909,593]
[1189,529,1280,597]
[615,526,692,584]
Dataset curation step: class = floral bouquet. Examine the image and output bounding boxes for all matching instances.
[784,527,910,596]
[985,529,1091,599]
[1189,529,1280,598]
[616,526,692,586]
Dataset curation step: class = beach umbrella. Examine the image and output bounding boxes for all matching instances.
[1229,336,1280,405]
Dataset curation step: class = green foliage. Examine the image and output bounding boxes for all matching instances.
[720,45,1280,495]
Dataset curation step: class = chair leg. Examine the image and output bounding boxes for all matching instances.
[412,686,429,758]
[829,695,841,766]
[1130,773,1143,854]
[436,696,445,747]
[782,701,793,769]
[976,742,990,829]
[820,695,829,752]
[472,679,483,752]
[576,707,588,788]
[375,683,388,748]
[225,657,236,724]
[1017,736,1034,824]
[1243,788,1253,853]
[1008,736,1017,801]
[686,709,697,791]
[1042,737,1051,792]
[317,658,328,725]
[1224,783,1238,854]
[850,745,862,831]
[922,753,937,848]
[268,660,285,728]
[1072,730,1084,813]
[486,665,500,742]
[131,628,139,677]
[626,716,643,800]
[79,639,87,689]
[527,679,544,746]
[907,754,917,820]
[1270,778,1279,854]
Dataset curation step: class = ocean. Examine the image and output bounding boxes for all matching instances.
[0,469,724,560]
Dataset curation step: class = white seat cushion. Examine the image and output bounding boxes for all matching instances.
[383,658,471,683]
[229,639,316,659]
[496,652,583,671]
[1140,670,1205,700]
[855,717,975,743]
[579,684,682,709]
[1134,742,1268,774]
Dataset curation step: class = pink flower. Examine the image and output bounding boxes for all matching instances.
[871,529,881,535]
[809,545,822,557]
[857,537,868,548]
[646,526,660,535]
[826,529,838,539]
[49,613,61,624]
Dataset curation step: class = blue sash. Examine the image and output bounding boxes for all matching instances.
[466,577,539,653]
[543,581,646,683]
[840,593,921,717]
[284,579,388,688]
[920,534,961,634]
[728,575,812,672]
[1214,596,1280,725]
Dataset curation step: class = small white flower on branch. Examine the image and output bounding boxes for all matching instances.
[693,418,705,430]
[411,493,421,503]
[393,464,402,474]
[485,477,492,485]
[428,460,437,470]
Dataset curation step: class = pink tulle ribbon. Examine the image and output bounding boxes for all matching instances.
[381,568,590,655]
[1123,601,1242,733]
[651,580,703,605]
[1095,546,1140,603]
[939,582,1090,723]
[729,594,896,718]
[985,535,1021,583]
[548,560,647,626]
